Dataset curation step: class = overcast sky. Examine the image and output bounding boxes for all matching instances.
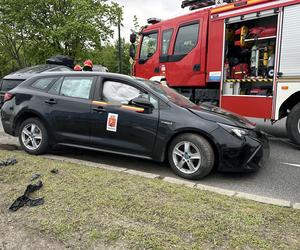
[111,0,190,41]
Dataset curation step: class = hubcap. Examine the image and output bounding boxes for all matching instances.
[172,141,201,174]
[21,123,42,151]
[298,118,300,134]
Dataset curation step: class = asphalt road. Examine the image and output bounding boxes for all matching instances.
[1,119,300,204]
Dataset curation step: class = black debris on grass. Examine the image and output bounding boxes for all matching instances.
[9,181,44,212]
[0,158,17,167]
[31,173,42,181]
[50,169,59,174]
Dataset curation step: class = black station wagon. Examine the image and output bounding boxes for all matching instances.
[1,72,269,179]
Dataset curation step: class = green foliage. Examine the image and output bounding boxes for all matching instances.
[88,39,131,75]
[0,0,129,77]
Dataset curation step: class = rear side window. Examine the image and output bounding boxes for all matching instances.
[1,79,24,91]
[60,77,94,99]
[140,32,158,60]
[174,22,200,55]
[161,29,173,56]
[31,78,56,90]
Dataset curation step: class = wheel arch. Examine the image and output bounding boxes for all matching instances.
[163,129,221,169]
[279,91,300,119]
[13,109,51,137]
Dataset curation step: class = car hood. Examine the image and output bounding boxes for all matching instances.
[187,103,255,129]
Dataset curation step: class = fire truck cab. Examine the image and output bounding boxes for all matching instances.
[132,0,300,145]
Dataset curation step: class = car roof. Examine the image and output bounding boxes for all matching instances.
[31,71,135,81]
[3,64,69,80]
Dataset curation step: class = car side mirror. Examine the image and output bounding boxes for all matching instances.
[129,44,136,59]
[130,33,137,44]
[131,97,154,113]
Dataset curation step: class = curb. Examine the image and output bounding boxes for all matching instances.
[124,169,160,179]
[163,177,196,187]
[235,192,291,207]
[293,203,300,209]
[41,155,296,209]
[196,184,236,197]
[42,155,128,172]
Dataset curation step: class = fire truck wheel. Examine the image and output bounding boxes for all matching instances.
[286,103,300,145]
[168,133,214,180]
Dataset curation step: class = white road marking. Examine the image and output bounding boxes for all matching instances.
[281,162,300,168]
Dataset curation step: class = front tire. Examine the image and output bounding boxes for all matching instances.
[168,133,215,180]
[18,118,49,155]
[286,103,300,145]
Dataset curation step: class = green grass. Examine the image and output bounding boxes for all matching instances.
[0,149,299,249]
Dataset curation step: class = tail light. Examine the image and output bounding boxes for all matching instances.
[4,92,14,102]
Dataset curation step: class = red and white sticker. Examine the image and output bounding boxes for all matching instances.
[106,113,118,132]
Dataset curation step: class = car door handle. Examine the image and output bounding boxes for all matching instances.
[44,99,57,104]
[92,106,106,113]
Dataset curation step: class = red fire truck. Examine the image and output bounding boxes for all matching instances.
[131,0,300,145]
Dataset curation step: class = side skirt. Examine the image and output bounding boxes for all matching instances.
[57,143,153,161]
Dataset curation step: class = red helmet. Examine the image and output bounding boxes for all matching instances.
[73,64,82,71]
[83,59,93,69]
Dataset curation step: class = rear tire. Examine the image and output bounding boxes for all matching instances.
[18,118,49,155]
[168,133,215,180]
[286,103,300,145]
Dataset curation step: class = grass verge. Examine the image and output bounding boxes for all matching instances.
[0,149,299,249]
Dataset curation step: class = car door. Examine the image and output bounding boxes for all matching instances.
[46,75,96,145]
[90,78,160,157]
[135,30,161,79]
[165,17,207,87]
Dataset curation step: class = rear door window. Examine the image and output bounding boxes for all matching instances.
[140,32,158,60]
[161,29,173,56]
[60,77,94,99]
[174,22,200,55]
[48,77,63,95]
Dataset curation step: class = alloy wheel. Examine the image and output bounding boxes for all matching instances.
[172,141,202,174]
[21,123,42,151]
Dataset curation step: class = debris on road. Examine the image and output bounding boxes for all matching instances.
[50,168,59,174]
[0,158,17,167]
[31,173,42,181]
[9,181,44,212]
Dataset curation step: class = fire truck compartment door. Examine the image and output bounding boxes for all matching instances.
[279,4,300,77]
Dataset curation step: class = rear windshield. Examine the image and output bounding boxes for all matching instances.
[0,79,24,92]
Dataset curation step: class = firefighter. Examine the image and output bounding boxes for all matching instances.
[73,64,82,71]
[83,59,93,71]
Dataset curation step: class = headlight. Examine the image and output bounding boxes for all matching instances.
[218,123,248,138]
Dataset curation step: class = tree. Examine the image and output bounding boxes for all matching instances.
[89,39,131,75]
[0,0,122,76]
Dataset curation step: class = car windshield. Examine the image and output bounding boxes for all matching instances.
[137,79,197,108]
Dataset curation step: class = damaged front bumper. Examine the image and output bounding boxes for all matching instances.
[212,127,269,172]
